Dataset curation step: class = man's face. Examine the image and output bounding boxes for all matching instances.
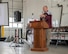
[43,7,48,12]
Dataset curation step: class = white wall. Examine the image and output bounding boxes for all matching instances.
[61,1,68,26]
[23,0,50,25]
[23,0,68,26]
[4,28,22,38]
[1,0,68,38]
[23,0,68,38]
[2,0,24,38]
[2,0,23,17]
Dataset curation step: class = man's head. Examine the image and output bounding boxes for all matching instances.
[43,6,48,12]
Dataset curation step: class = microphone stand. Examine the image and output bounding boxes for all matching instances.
[56,4,63,47]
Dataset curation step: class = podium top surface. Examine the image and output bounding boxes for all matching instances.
[30,21,49,29]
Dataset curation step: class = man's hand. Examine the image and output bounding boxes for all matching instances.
[40,14,46,18]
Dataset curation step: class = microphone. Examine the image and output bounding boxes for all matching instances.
[40,11,47,21]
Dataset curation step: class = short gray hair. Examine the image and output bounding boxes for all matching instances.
[43,6,48,8]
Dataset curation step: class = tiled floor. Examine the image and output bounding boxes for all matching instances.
[0,42,68,54]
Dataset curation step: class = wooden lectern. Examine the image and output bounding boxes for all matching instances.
[30,21,49,51]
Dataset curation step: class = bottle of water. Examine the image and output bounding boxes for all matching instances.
[32,13,34,21]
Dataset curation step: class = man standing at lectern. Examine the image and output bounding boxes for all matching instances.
[40,6,52,46]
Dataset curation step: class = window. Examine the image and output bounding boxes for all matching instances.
[9,23,12,27]
[4,17,23,28]
[9,18,13,22]
[18,24,22,28]
[13,23,17,27]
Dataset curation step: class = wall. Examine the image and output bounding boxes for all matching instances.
[2,0,23,38]
[1,0,68,38]
[23,0,68,26]
[23,0,50,25]
[2,0,23,17]
[4,28,22,38]
[23,0,68,38]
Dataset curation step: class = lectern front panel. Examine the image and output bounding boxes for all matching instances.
[30,21,48,51]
